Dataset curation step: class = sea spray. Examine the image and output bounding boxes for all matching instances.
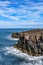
[6,34,19,41]
[2,46,43,65]
[3,46,43,60]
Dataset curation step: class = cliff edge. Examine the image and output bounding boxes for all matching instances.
[12,29,43,56]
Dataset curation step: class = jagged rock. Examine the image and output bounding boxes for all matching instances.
[12,29,43,56]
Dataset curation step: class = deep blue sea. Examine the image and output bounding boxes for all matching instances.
[0,28,43,65]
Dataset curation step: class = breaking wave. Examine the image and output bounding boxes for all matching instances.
[6,35,19,41]
[2,46,43,65]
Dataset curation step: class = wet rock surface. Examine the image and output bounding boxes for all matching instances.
[12,29,43,56]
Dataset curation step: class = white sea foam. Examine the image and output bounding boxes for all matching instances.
[3,46,43,61]
[6,35,19,41]
[2,46,43,65]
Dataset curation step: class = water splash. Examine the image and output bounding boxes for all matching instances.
[3,47,43,60]
[6,35,19,41]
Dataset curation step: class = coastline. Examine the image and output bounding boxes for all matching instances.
[12,29,43,56]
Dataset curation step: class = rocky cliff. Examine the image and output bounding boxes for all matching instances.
[12,29,43,56]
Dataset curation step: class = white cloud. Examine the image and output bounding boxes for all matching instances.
[0,21,16,28]
[0,9,19,21]
[0,20,43,28]
[0,1,10,6]
[17,20,43,25]
[0,0,43,28]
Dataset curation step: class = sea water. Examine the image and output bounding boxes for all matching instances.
[0,28,43,65]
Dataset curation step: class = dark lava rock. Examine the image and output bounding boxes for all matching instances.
[12,29,43,56]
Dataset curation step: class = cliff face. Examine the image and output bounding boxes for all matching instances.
[12,29,43,56]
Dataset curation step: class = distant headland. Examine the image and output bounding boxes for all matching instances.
[12,29,43,56]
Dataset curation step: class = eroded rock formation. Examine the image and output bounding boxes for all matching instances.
[12,29,43,56]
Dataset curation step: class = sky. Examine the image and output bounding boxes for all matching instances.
[0,0,43,28]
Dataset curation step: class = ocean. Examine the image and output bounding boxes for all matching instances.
[0,28,43,65]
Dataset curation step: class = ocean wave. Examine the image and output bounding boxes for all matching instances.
[0,54,4,61]
[3,46,43,61]
[2,46,43,65]
[6,35,19,41]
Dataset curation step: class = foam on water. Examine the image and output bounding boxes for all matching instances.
[6,35,19,41]
[1,46,43,65]
[3,47,43,61]
[0,28,43,65]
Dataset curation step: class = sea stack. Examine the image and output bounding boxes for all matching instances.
[12,29,43,56]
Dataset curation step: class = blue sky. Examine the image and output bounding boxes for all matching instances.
[0,0,43,28]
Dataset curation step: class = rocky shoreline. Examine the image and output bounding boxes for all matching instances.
[12,29,43,56]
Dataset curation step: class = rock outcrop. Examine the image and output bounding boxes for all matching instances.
[12,29,43,56]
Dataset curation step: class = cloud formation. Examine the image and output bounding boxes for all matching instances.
[0,0,43,28]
